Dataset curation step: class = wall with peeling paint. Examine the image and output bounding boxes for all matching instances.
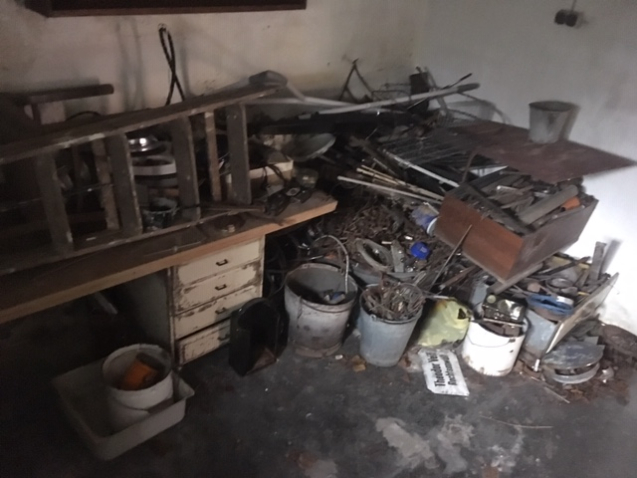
[0,0,426,112]
[417,0,637,334]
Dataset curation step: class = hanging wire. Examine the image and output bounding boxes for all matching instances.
[158,24,186,105]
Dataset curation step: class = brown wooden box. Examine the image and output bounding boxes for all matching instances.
[435,194,597,282]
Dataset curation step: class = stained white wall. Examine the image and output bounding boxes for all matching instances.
[418,0,637,332]
[0,0,425,112]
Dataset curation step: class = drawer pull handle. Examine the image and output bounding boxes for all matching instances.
[215,284,228,291]
[216,259,229,266]
[216,307,227,314]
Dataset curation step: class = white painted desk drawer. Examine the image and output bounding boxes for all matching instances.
[173,260,262,314]
[173,285,261,339]
[177,320,231,364]
[174,239,262,287]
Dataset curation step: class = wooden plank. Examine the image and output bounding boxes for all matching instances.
[453,122,636,184]
[91,140,120,230]
[105,134,142,236]
[0,84,279,165]
[435,194,522,280]
[226,104,251,205]
[0,192,336,324]
[518,185,579,225]
[513,198,597,278]
[33,154,74,255]
[26,0,306,17]
[203,111,222,202]
[6,84,114,106]
[169,117,201,221]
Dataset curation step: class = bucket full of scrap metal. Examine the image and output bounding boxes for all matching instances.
[252,62,636,399]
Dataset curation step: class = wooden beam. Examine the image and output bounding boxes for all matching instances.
[169,117,201,221]
[226,104,251,205]
[203,111,222,202]
[105,135,142,236]
[33,154,74,255]
[6,84,114,106]
[0,84,278,165]
[91,140,120,230]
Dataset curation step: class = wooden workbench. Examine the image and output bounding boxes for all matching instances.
[0,193,336,324]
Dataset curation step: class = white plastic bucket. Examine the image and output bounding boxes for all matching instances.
[284,263,357,357]
[460,320,528,376]
[102,344,174,431]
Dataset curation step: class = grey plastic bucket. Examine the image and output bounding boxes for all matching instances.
[284,263,357,357]
[358,302,423,367]
[529,101,574,144]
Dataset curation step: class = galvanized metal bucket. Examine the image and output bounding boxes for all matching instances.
[284,263,357,357]
[529,101,574,144]
[358,302,422,367]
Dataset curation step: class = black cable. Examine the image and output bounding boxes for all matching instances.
[158,24,186,106]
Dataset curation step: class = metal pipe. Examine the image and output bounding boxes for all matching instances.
[337,176,436,203]
[317,83,480,115]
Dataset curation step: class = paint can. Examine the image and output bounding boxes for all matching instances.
[460,320,528,376]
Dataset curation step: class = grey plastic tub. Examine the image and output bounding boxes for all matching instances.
[52,359,193,460]
[358,302,423,367]
[529,101,574,144]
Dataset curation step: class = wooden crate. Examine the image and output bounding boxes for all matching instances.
[435,193,597,282]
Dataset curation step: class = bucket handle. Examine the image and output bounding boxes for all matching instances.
[464,334,518,349]
[314,235,350,294]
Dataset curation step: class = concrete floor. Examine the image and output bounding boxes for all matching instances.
[2,307,637,478]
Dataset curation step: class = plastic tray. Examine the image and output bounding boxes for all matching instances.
[52,359,194,460]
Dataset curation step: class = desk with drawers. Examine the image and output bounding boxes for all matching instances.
[0,193,337,363]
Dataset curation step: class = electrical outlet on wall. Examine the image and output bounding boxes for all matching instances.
[555,1,583,28]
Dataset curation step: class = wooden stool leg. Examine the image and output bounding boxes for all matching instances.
[226,104,251,205]
[105,134,142,236]
[203,111,222,202]
[34,153,74,255]
[169,117,201,221]
[91,139,120,231]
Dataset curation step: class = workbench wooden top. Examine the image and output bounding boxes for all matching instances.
[0,193,337,324]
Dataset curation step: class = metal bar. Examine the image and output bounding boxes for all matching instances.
[337,176,438,203]
[317,83,480,115]
[169,117,201,221]
[105,134,142,236]
[226,104,252,205]
[33,154,74,255]
[383,149,459,187]
[463,184,532,234]
[203,111,222,202]
[518,185,579,225]
[588,241,606,283]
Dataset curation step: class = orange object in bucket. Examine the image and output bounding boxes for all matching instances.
[562,196,581,210]
[119,357,160,391]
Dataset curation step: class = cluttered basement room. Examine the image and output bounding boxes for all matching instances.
[1,1,637,477]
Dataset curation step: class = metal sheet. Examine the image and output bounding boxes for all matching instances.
[453,122,635,183]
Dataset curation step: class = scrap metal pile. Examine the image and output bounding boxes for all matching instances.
[252,63,634,398]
